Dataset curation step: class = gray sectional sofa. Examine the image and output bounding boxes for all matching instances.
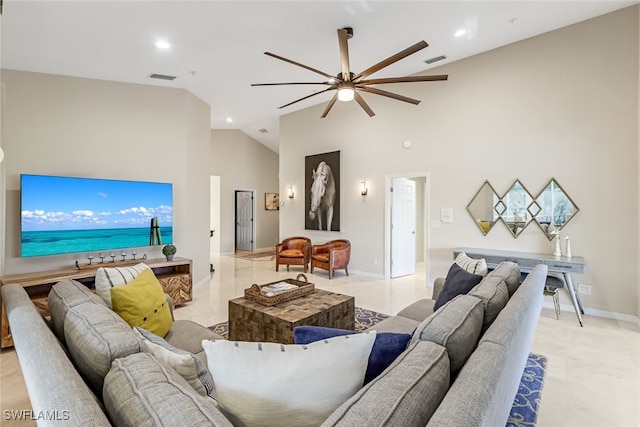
[1,260,546,426]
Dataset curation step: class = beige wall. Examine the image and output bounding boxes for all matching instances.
[1,70,212,284]
[280,7,639,318]
[210,130,279,254]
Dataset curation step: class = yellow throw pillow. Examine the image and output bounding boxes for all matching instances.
[110,269,172,337]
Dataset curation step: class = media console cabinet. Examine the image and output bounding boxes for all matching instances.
[0,257,193,348]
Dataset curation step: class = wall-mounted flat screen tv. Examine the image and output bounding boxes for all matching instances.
[21,174,173,257]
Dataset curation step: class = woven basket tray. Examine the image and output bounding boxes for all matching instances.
[244,274,315,306]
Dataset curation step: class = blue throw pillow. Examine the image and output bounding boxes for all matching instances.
[433,263,483,311]
[293,326,411,385]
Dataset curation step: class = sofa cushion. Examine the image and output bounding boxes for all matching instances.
[103,352,232,427]
[293,326,411,384]
[366,315,420,335]
[468,276,510,332]
[164,319,225,354]
[434,263,483,311]
[134,326,216,399]
[322,340,450,427]
[455,252,488,276]
[95,262,149,308]
[396,298,435,322]
[48,279,107,343]
[202,332,376,427]
[487,261,521,296]
[64,302,142,393]
[412,294,485,377]
[110,269,173,337]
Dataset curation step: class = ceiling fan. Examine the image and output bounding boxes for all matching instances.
[251,27,448,118]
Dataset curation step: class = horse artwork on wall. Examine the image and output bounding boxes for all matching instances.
[305,150,340,231]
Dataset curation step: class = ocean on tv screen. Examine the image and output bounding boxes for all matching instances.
[21,226,173,258]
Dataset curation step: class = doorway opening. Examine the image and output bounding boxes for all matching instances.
[235,190,255,252]
[384,173,429,281]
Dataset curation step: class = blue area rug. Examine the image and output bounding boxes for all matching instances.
[210,307,546,426]
[507,352,548,426]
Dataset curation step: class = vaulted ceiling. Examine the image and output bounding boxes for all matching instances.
[2,1,636,152]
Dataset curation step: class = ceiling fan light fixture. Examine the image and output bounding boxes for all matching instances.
[338,87,355,102]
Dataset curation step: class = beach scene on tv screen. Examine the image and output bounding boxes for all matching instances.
[21,175,173,257]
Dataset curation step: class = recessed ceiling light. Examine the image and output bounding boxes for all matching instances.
[155,40,171,49]
[454,29,466,38]
[226,117,233,123]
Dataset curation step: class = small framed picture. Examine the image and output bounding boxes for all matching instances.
[265,193,279,210]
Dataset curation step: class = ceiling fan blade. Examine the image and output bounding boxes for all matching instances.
[338,28,351,82]
[359,75,448,85]
[264,52,335,80]
[251,82,333,86]
[353,91,375,117]
[320,93,339,118]
[354,40,429,81]
[357,86,421,105]
[277,87,334,109]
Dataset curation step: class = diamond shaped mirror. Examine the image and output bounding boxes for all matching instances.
[534,178,580,240]
[466,180,500,235]
[500,179,535,238]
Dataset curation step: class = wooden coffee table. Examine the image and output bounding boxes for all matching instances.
[228,289,355,344]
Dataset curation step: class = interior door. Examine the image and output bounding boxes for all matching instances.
[391,178,416,278]
[235,191,254,251]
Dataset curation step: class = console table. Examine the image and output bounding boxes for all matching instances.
[454,248,586,326]
[0,257,193,348]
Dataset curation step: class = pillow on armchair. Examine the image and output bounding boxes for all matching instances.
[433,263,483,311]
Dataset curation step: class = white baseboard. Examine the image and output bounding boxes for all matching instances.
[542,300,640,327]
[347,269,384,280]
[193,274,212,289]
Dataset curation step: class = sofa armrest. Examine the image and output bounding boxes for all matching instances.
[432,277,445,300]
[1,284,111,426]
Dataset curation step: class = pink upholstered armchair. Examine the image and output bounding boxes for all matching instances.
[310,239,351,279]
[275,236,312,273]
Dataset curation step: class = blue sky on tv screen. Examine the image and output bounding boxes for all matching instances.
[21,175,173,232]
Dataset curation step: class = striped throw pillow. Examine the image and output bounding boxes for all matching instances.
[95,262,149,308]
[455,252,488,276]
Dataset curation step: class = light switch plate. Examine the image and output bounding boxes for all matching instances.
[441,207,454,223]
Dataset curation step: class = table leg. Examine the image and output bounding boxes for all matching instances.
[563,273,583,327]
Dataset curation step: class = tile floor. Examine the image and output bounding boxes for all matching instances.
[1,253,639,426]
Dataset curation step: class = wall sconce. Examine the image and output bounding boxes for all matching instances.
[287,185,294,198]
[360,181,368,196]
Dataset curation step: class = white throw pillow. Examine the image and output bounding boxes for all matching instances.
[455,252,488,276]
[94,262,149,308]
[134,327,215,399]
[202,331,377,427]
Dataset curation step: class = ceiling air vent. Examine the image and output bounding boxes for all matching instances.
[148,73,177,81]
[424,55,447,65]
[258,128,269,134]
